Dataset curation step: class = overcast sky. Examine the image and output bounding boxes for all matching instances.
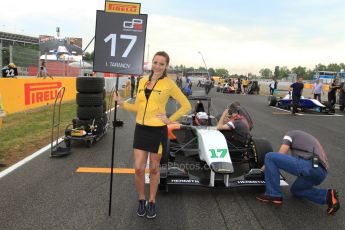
[1,0,344,74]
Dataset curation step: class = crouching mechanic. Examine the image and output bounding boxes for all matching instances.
[217,103,251,148]
[256,130,340,215]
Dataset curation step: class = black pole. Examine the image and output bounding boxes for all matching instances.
[82,36,95,55]
[108,76,120,216]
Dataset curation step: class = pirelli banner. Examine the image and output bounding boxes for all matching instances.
[105,1,140,14]
[0,78,76,114]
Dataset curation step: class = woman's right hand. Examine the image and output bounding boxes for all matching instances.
[113,92,123,105]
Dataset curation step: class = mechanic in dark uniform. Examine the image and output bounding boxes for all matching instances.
[256,130,340,215]
[1,63,18,78]
[217,103,251,148]
[289,77,304,115]
[327,78,340,113]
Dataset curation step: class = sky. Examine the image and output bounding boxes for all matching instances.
[1,0,345,74]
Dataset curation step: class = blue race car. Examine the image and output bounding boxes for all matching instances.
[267,93,328,113]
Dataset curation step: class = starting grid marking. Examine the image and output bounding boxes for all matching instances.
[270,106,344,117]
[76,167,150,174]
[77,154,151,184]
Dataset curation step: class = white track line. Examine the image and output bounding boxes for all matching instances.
[0,97,131,179]
[270,106,343,117]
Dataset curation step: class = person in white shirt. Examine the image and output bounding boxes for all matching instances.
[312,79,324,102]
[269,79,275,95]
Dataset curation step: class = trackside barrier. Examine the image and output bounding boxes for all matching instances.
[0,77,76,114]
[0,74,176,115]
[303,83,329,91]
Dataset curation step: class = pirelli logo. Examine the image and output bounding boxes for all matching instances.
[24,82,62,105]
[105,1,140,14]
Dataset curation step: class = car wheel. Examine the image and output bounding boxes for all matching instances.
[267,96,277,106]
[86,140,93,148]
[158,177,168,192]
[64,139,71,148]
[159,139,169,192]
[252,138,273,168]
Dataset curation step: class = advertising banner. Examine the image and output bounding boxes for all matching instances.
[105,1,140,14]
[93,11,147,75]
[0,78,76,114]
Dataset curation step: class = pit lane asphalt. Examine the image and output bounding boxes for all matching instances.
[1,87,344,230]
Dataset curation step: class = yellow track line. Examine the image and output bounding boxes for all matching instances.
[76,167,150,174]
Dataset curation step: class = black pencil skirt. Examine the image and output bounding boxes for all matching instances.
[133,124,168,155]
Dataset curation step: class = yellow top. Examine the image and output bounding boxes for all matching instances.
[121,76,192,126]
[242,79,249,86]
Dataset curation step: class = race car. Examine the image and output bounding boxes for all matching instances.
[216,83,236,93]
[159,96,287,192]
[267,93,330,113]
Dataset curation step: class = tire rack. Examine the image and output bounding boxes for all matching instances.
[64,77,108,148]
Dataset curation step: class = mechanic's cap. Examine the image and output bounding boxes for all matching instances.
[8,63,16,68]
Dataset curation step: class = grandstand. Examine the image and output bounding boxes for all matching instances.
[0,32,39,72]
[0,31,84,77]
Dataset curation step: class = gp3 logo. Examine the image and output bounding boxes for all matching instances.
[123,19,143,30]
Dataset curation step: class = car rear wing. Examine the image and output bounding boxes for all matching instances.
[187,95,211,101]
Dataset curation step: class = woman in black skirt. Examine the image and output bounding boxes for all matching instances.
[114,51,191,219]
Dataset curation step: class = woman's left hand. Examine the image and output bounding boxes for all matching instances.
[156,113,172,125]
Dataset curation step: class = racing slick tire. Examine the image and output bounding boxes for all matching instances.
[103,100,107,112]
[77,106,103,120]
[267,95,277,106]
[159,139,170,192]
[76,93,103,106]
[252,138,273,168]
[76,77,105,93]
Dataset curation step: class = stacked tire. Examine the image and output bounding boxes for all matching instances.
[76,77,108,136]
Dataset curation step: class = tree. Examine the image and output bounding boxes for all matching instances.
[208,68,216,77]
[327,63,340,72]
[215,68,229,77]
[274,66,279,78]
[197,66,206,71]
[279,66,290,79]
[315,63,327,71]
[259,68,273,78]
[83,52,92,62]
[304,69,314,80]
[339,63,345,71]
[291,66,306,77]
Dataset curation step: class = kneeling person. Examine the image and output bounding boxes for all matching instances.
[256,130,340,215]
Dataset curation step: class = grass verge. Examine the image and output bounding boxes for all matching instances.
[0,93,117,170]
[0,100,77,166]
